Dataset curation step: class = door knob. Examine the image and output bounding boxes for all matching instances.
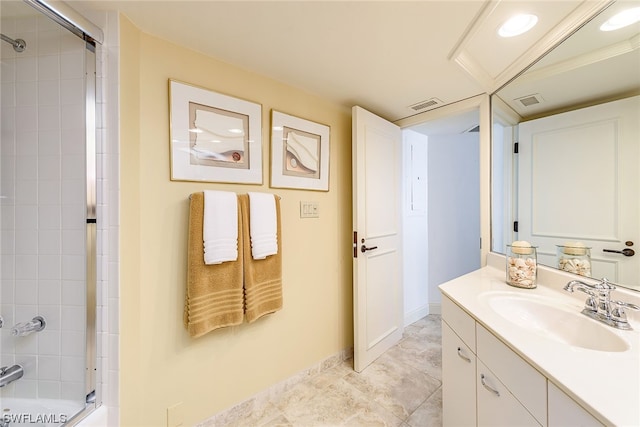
[361,245,378,253]
[603,248,635,257]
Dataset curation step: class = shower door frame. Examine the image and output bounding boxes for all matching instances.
[82,39,98,418]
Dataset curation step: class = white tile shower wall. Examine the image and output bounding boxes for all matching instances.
[105,11,121,423]
[0,12,88,401]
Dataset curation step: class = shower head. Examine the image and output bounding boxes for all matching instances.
[0,33,26,52]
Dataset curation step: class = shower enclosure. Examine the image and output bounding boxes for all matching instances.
[1,0,100,424]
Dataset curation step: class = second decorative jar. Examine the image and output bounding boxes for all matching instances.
[506,241,537,289]
[556,242,591,277]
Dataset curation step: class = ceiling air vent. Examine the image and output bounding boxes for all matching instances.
[515,94,544,107]
[408,97,443,113]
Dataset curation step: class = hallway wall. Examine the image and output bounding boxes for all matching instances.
[402,130,429,323]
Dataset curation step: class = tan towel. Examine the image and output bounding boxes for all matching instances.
[184,192,244,338]
[239,194,283,323]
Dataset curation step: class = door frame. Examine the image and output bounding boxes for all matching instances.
[351,95,490,371]
[491,95,521,252]
[396,94,492,269]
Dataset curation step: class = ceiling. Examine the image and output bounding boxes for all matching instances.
[63,0,614,123]
[496,0,640,120]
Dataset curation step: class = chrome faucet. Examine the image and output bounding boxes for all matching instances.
[564,278,640,330]
[0,364,23,388]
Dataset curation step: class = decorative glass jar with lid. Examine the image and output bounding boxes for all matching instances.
[506,241,537,289]
[556,243,591,277]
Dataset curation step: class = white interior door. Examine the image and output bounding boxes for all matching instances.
[517,96,639,286]
[352,106,403,372]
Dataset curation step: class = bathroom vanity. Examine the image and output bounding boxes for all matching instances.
[440,254,640,426]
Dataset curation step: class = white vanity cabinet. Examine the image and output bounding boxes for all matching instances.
[548,382,604,427]
[443,295,544,426]
[443,294,604,427]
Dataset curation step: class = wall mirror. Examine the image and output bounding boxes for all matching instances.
[491,0,640,291]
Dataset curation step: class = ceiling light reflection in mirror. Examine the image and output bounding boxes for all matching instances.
[600,6,640,31]
[498,13,539,37]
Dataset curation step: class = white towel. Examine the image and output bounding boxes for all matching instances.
[203,191,238,264]
[248,192,278,260]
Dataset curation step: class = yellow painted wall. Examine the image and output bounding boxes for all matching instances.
[119,16,354,426]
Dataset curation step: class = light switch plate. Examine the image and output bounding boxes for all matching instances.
[300,201,319,218]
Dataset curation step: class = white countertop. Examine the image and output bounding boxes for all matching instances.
[439,256,640,426]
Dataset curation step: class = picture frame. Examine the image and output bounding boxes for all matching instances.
[270,110,330,191]
[169,79,262,184]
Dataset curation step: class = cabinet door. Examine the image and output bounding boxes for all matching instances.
[477,360,541,427]
[476,324,547,424]
[548,382,604,427]
[442,321,476,426]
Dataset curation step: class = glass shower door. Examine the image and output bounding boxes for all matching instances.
[1,0,95,424]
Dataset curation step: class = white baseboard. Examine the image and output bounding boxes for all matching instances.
[429,303,441,315]
[404,305,429,326]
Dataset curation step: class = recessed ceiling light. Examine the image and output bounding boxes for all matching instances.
[498,14,539,38]
[600,7,640,31]
[228,128,244,134]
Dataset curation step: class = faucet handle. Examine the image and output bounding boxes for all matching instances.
[11,316,46,337]
[596,278,616,291]
[610,300,640,324]
[612,300,640,311]
[584,296,597,312]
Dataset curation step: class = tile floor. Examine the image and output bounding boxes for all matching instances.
[228,314,443,426]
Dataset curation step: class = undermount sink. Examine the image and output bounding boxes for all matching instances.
[480,292,630,352]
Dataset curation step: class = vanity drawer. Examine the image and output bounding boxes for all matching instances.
[477,323,547,425]
[442,295,476,351]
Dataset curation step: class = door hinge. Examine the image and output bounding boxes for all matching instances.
[513,221,519,232]
[514,142,519,154]
[353,231,358,258]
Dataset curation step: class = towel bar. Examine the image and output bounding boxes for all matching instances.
[189,192,280,200]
